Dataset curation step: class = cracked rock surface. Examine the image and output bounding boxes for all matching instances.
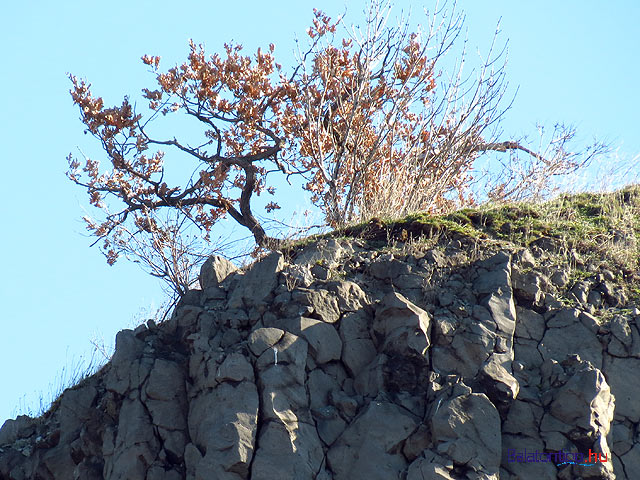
[1,234,638,479]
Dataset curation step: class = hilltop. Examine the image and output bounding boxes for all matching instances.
[1,186,640,479]
[289,184,640,285]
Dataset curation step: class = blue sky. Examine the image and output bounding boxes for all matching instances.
[1,1,638,425]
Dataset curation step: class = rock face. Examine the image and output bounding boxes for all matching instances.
[1,234,638,479]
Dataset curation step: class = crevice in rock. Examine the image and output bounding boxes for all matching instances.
[247,359,263,479]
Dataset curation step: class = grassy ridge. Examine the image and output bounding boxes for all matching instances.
[284,184,640,292]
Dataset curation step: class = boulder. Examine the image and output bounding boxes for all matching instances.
[327,400,419,480]
[199,255,239,290]
[430,390,501,477]
[227,251,284,309]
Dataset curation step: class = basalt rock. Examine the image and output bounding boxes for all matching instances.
[2,230,639,479]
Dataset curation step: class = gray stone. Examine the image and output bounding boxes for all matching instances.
[57,384,98,445]
[227,251,284,309]
[340,310,377,378]
[327,280,368,312]
[256,332,307,382]
[188,382,258,477]
[430,391,501,475]
[580,310,601,333]
[472,304,494,324]
[281,316,342,364]
[407,451,456,480]
[600,280,628,307]
[513,337,544,370]
[216,353,254,383]
[294,238,345,267]
[402,424,432,461]
[514,249,536,269]
[473,251,511,295]
[610,315,633,346]
[483,290,516,337]
[104,398,161,480]
[111,329,144,367]
[310,263,330,280]
[199,255,238,290]
[0,416,37,446]
[571,281,590,304]
[608,336,628,357]
[540,428,573,451]
[550,268,570,288]
[281,263,314,289]
[39,445,76,479]
[539,323,603,369]
[432,310,459,345]
[315,406,347,446]
[248,327,285,357]
[431,329,493,378]
[438,290,455,307]
[543,293,564,309]
[251,421,325,480]
[291,288,341,323]
[546,308,581,328]
[176,289,203,309]
[612,421,633,456]
[477,357,519,410]
[512,268,545,305]
[630,324,640,358]
[73,457,105,480]
[145,359,184,403]
[503,400,543,435]
[394,273,425,290]
[587,289,603,308]
[308,369,340,411]
[369,255,411,280]
[143,359,188,461]
[147,465,182,480]
[548,361,614,437]
[604,356,640,422]
[106,336,154,396]
[219,308,250,329]
[327,400,418,480]
[620,443,640,478]
[341,337,376,377]
[330,390,359,419]
[175,305,203,329]
[373,292,431,357]
[515,306,545,341]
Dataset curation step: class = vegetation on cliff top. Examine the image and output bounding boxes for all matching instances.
[286,184,640,282]
[67,0,607,297]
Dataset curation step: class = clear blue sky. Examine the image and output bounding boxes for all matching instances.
[1,1,638,425]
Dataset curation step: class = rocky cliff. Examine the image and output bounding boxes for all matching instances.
[2,189,640,479]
